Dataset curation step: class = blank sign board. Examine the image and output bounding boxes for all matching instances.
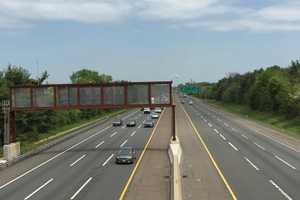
[11,81,172,111]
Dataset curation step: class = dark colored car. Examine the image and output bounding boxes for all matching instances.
[143,119,154,128]
[126,120,137,127]
[115,147,136,164]
[143,108,151,114]
[112,119,123,126]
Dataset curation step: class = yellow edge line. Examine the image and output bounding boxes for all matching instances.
[118,109,166,200]
[180,104,238,200]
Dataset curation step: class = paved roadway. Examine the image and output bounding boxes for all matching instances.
[0,110,158,200]
[181,95,300,200]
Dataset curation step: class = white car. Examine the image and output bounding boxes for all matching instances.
[151,112,159,119]
[189,101,193,105]
[154,107,162,113]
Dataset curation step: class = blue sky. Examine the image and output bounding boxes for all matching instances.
[0,0,300,84]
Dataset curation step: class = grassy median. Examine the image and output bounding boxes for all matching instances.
[206,100,300,139]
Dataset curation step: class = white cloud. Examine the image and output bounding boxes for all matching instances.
[0,0,300,32]
[0,0,132,25]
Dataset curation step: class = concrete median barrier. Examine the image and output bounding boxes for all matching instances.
[168,137,183,200]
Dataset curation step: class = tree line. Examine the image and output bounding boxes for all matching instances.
[0,66,113,146]
[189,60,300,119]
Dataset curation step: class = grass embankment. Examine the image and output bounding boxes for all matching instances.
[0,109,126,158]
[207,100,300,139]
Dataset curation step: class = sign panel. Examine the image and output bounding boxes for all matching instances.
[11,81,172,111]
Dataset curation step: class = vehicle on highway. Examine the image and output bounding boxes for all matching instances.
[189,100,193,105]
[143,119,154,128]
[112,119,123,126]
[126,119,137,127]
[151,112,159,119]
[154,107,162,113]
[181,100,185,104]
[143,108,151,114]
[115,147,136,164]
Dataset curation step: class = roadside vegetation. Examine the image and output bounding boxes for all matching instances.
[0,66,117,157]
[181,60,300,138]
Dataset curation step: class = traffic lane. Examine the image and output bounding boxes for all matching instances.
[0,110,144,199]
[191,101,300,170]
[191,97,300,161]
[78,122,155,200]
[184,103,299,200]
[32,114,156,200]
[0,110,138,185]
[0,111,156,200]
[183,103,295,200]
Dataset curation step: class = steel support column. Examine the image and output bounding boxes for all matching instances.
[172,104,176,141]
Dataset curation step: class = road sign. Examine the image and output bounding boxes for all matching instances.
[179,85,201,94]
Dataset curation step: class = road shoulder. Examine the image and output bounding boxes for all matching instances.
[123,108,171,200]
[177,102,232,200]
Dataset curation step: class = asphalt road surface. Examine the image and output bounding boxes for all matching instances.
[0,110,158,200]
[181,95,300,200]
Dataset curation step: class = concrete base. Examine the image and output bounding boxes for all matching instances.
[3,142,20,161]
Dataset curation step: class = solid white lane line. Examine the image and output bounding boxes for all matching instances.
[219,134,226,141]
[120,140,128,147]
[242,134,249,140]
[244,157,260,171]
[102,154,114,167]
[208,123,213,127]
[269,180,293,200]
[213,129,219,134]
[275,155,296,170]
[254,130,300,153]
[254,142,266,151]
[0,126,110,190]
[110,132,118,137]
[70,155,86,167]
[70,177,93,200]
[24,178,53,200]
[130,131,136,137]
[228,142,239,151]
[95,141,105,149]
[138,124,142,129]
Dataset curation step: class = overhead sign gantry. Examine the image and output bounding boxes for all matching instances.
[6,81,175,145]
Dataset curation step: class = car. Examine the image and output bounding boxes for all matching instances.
[143,108,151,114]
[115,147,136,164]
[112,119,123,126]
[189,100,193,105]
[151,112,159,119]
[143,119,154,128]
[154,107,162,113]
[126,119,137,127]
[181,100,185,104]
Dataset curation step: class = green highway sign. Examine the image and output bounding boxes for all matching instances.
[179,86,201,94]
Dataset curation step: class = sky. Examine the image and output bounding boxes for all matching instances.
[0,0,300,85]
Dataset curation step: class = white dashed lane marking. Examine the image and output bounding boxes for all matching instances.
[228,142,239,151]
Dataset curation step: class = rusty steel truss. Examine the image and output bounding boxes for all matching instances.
[6,81,176,143]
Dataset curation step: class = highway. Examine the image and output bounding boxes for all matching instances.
[181,95,300,200]
[0,110,158,200]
